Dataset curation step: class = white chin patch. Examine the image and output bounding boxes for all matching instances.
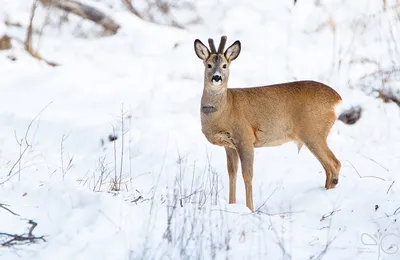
[212,80,222,86]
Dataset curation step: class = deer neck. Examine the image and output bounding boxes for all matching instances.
[200,83,229,115]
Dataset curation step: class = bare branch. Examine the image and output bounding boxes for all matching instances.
[122,0,145,19]
[0,204,20,216]
[0,220,45,246]
[320,209,341,222]
[39,0,120,34]
[122,0,188,29]
[25,0,59,66]
[376,88,400,107]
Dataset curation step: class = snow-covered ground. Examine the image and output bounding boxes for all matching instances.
[1,0,400,259]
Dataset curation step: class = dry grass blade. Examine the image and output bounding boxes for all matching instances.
[387,181,395,194]
[254,187,278,213]
[25,0,59,67]
[346,160,386,181]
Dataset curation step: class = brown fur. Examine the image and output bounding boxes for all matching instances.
[195,36,342,212]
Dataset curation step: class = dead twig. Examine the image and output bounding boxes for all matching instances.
[7,139,30,178]
[346,160,386,181]
[358,68,400,82]
[356,152,389,172]
[320,209,341,221]
[0,102,53,185]
[118,105,126,192]
[349,58,379,66]
[0,220,46,246]
[25,0,59,67]
[61,133,74,180]
[314,235,339,260]
[39,0,120,34]
[5,19,47,35]
[0,204,20,216]
[122,0,197,29]
[4,20,22,28]
[376,88,400,107]
[255,187,279,213]
[122,0,145,20]
[387,181,395,194]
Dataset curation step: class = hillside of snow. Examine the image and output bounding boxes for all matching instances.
[1,0,400,259]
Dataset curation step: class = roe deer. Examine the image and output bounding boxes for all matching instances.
[194,36,342,212]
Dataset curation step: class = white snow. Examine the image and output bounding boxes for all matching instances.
[1,0,400,259]
[0,21,5,38]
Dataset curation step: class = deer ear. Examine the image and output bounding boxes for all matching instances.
[194,39,210,61]
[224,40,241,62]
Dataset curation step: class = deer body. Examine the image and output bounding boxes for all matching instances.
[195,36,342,212]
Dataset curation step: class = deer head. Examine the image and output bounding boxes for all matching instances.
[194,36,241,93]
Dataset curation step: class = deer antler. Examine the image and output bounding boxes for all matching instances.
[208,38,217,53]
[218,36,227,53]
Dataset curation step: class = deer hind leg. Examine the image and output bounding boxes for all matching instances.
[225,147,239,204]
[303,138,341,189]
[297,110,341,189]
[326,147,341,188]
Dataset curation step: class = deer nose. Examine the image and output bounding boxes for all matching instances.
[212,75,222,82]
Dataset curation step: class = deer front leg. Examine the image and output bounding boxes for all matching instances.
[225,147,238,204]
[236,142,255,212]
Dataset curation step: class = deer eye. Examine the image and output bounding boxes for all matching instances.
[207,64,212,68]
[222,64,227,69]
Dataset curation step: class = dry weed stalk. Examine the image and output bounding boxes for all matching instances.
[25,0,59,66]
